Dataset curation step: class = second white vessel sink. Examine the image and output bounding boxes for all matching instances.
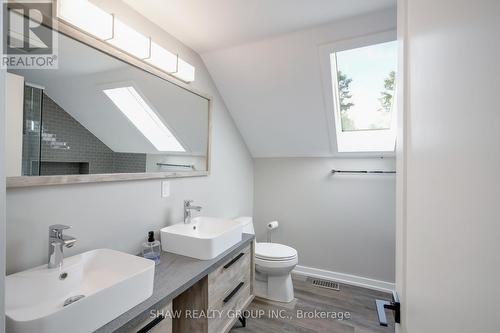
[161,217,243,260]
[6,249,155,333]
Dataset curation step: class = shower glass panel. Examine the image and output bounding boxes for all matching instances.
[21,85,43,176]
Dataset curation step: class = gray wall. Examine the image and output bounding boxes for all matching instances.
[254,157,395,283]
[5,1,253,274]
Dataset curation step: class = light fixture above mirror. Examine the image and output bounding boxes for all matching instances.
[107,18,150,59]
[56,0,195,83]
[57,0,113,40]
[145,41,178,74]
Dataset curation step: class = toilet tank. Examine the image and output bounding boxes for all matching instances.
[234,217,255,235]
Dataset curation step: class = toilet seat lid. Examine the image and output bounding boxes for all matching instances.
[255,242,297,261]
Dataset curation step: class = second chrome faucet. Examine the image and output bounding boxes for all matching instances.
[184,200,202,224]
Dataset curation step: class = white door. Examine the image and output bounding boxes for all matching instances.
[396,0,500,332]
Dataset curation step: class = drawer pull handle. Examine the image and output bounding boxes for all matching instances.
[224,253,244,269]
[137,315,164,333]
[223,282,244,303]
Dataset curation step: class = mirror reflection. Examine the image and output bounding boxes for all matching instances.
[6,29,209,178]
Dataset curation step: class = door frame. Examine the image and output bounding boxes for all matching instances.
[395,0,408,331]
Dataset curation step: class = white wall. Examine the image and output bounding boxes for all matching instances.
[5,0,253,274]
[254,157,395,283]
[400,0,500,331]
[1,2,6,328]
[5,73,24,177]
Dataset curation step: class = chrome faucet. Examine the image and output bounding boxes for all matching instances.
[48,224,76,269]
[184,200,202,224]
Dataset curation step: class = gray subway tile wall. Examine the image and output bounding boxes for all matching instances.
[32,92,147,175]
[113,153,147,174]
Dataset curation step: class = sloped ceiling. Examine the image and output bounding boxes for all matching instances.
[123,1,397,157]
[123,0,395,53]
[202,9,397,157]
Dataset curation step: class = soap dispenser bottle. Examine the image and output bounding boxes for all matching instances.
[142,231,161,265]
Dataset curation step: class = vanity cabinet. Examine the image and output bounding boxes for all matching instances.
[129,302,173,333]
[173,243,255,333]
[207,244,252,333]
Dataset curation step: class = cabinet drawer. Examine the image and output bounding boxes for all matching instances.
[207,244,252,333]
[208,245,251,306]
[208,277,251,333]
[209,268,250,310]
[129,302,172,333]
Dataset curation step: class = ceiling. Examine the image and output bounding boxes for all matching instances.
[123,1,397,157]
[123,0,395,53]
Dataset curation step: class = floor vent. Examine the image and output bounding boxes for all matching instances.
[310,278,340,291]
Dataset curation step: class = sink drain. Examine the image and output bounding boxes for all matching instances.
[63,295,85,307]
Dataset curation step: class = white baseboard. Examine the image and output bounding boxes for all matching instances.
[292,265,395,293]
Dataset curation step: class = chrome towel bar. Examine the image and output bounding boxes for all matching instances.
[157,163,195,169]
[331,169,396,174]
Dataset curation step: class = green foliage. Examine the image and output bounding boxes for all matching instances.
[379,71,395,112]
[337,71,355,130]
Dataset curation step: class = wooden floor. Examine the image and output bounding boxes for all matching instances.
[230,276,395,333]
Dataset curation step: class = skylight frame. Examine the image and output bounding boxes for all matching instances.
[319,31,398,156]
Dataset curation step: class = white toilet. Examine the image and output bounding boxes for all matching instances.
[236,217,298,303]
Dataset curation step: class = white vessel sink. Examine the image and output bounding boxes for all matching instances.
[6,249,155,333]
[161,217,243,260]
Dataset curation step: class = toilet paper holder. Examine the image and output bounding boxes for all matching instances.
[266,221,279,242]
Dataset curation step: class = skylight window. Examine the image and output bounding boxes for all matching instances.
[103,86,185,152]
[331,40,397,152]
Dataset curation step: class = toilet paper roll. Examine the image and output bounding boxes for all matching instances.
[267,221,279,230]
